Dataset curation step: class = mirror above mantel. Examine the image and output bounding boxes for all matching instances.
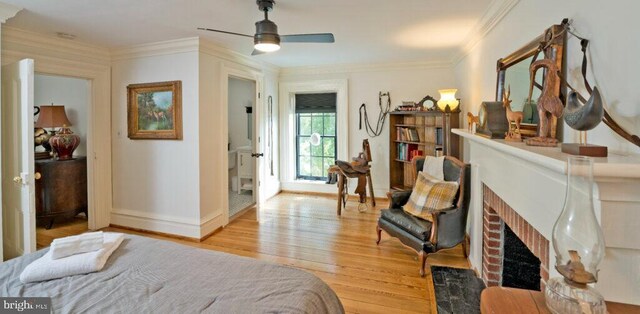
[495,21,567,141]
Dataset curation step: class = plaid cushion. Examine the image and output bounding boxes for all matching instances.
[403,172,459,222]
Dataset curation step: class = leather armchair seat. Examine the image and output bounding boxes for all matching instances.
[377,156,471,277]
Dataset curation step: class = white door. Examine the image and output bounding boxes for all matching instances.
[253,80,263,221]
[1,59,36,260]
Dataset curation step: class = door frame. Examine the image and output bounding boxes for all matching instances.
[2,53,112,232]
[220,64,264,225]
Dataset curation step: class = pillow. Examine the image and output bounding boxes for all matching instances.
[403,172,459,222]
[422,156,445,181]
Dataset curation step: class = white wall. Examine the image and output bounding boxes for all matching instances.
[228,77,255,150]
[111,51,202,238]
[34,74,90,156]
[104,40,281,239]
[280,65,455,196]
[455,0,640,155]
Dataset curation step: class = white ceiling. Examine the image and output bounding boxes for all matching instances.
[2,0,493,68]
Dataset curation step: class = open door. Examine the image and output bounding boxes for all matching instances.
[253,81,263,222]
[1,59,36,260]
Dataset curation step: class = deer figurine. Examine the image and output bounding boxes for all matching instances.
[503,85,523,141]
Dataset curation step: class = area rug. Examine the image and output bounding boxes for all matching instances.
[431,265,486,314]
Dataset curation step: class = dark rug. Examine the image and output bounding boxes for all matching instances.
[431,266,486,314]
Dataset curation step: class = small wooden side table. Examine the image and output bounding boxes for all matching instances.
[480,286,640,314]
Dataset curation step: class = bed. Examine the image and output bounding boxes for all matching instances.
[0,234,344,313]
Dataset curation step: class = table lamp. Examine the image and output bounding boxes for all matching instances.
[35,104,79,160]
[437,89,460,113]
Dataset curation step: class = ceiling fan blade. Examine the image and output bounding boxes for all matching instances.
[197,27,253,38]
[251,49,267,56]
[281,33,335,43]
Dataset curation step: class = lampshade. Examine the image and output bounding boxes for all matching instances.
[35,105,72,128]
[437,89,460,112]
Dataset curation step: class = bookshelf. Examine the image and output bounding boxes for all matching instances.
[389,111,460,190]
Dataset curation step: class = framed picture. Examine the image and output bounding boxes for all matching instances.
[127,81,182,140]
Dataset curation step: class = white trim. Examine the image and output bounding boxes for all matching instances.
[110,37,200,61]
[220,63,264,225]
[111,210,199,239]
[110,208,223,239]
[452,0,520,65]
[453,129,640,179]
[2,27,111,66]
[280,60,451,77]
[199,39,279,74]
[2,27,112,231]
[111,37,280,74]
[279,79,348,192]
[0,3,21,23]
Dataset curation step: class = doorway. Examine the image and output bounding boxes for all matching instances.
[227,76,257,220]
[33,74,91,249]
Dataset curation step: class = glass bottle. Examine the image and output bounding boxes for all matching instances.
[546,156,606,314]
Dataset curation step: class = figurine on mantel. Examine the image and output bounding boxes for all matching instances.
[467,112,479,132]
[526,59,564,147]
[502,86,523,141]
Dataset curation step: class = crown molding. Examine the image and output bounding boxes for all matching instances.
[280,59,452,77]
[452,0,520,65]
[0,2,21,23]
[110,37,200,61]
[2,26,111,66]
[199,38,280,74]
[110,36,280,73]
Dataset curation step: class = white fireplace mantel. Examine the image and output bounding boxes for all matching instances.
[453,128,640,305]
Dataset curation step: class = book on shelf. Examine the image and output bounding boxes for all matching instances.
[396,127,421,142]
[435,127,443,145]
[397,143,421,161]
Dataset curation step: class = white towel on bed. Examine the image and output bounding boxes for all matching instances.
[50,231,104,259]
[422,156,445,181]
[20,233,124,284]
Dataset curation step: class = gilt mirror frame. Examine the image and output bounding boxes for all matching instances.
[496,21,568,140]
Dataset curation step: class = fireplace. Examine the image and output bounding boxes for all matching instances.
[455,129,640,304]
[482,184,549,290]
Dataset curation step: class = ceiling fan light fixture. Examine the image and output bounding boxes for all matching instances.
[254,19,281,52]
[254,42,280,52]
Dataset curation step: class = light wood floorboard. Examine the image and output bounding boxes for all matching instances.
[103,192,470,313]
[36,216,88,249]
[34,193,469,312]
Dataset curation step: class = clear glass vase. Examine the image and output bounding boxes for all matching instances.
[545,156,606,314]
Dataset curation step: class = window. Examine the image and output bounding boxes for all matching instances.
[295,93,337,181]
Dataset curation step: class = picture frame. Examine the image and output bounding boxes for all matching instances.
[127,81,182,140]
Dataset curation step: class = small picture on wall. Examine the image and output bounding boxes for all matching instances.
[127,81,182,140]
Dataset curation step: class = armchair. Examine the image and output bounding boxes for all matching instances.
[376,156,471,277]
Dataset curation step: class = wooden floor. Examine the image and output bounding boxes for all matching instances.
[102,192,470,313]
[36,216,88,249]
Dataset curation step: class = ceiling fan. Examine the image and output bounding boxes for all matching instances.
[198,0,335,55]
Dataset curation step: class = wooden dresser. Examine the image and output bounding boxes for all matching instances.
[35,157,87,229]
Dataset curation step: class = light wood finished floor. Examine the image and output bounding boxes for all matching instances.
[36,216,89,249]
[103,192,470,313]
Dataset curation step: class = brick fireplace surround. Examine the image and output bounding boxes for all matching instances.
[482,184,549,289]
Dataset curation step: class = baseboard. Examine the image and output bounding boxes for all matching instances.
[107,224,201,242]
[281,189,388,202]
[110,208,224,239]
[199,213,224,240]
